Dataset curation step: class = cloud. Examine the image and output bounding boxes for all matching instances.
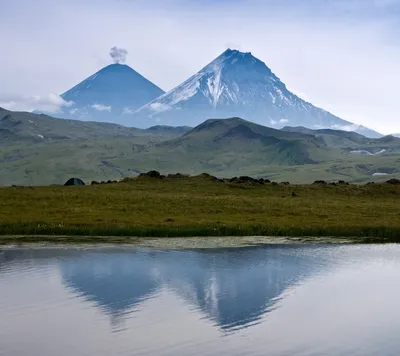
[149,103,171,113]
[91,104,112,112]
[0,93,73,114]
[122,107,135,114]
[330,123,361,131]
[279,118,289,124]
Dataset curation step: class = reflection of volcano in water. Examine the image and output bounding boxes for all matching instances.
[60,250,160,317]
[1,247,321,331]
[58,246,322,332]
[159,247,317,331]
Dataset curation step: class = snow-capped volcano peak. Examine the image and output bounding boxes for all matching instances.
[137,48,281,113]
[197,48,277,107]
[131,49,381,137]
[133,48,296,124]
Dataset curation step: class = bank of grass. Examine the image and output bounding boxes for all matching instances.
[0,175,399,243]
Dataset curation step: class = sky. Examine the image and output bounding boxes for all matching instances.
[1,0,400,134]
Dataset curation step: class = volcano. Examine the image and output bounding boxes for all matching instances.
[60,63,164,123]
[132,49,380,137]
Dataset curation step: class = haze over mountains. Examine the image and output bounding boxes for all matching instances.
[52,49,381,138]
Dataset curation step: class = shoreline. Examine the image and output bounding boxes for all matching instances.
[1,222,399,245]
[0,235,391,248]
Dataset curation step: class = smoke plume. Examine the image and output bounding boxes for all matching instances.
[109,46,128,64]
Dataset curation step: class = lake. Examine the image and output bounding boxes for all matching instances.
[1,244,400,355]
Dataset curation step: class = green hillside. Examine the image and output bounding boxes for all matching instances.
[118,118,337,172]
[0,107,190,142]
[1,109,400,186]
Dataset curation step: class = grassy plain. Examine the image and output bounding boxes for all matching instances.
[0,175,399,243]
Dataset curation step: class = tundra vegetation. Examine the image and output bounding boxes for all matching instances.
[0,173,399,244]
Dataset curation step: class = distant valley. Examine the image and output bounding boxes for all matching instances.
[1,107,399,186]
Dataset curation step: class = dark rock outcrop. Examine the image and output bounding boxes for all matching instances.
[140,170,162,178]
[313,180,327,185]
[386,179,400,185]
[338,180,349,185]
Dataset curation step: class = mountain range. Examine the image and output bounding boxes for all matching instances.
[1,107,399,186]
[51,49,381,137]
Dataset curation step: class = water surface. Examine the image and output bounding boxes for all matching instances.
[1,244,400,355]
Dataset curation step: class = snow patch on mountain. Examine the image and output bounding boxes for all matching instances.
[149,103,171,113]
[350,149,386,156]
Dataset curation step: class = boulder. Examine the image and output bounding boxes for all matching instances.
[386,178,400,185]
[140,170,162,178]
[313,180,327,185]
[238,176,263,184]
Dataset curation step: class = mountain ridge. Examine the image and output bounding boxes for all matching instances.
[0,107,186,141]
[1,108,399,186]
